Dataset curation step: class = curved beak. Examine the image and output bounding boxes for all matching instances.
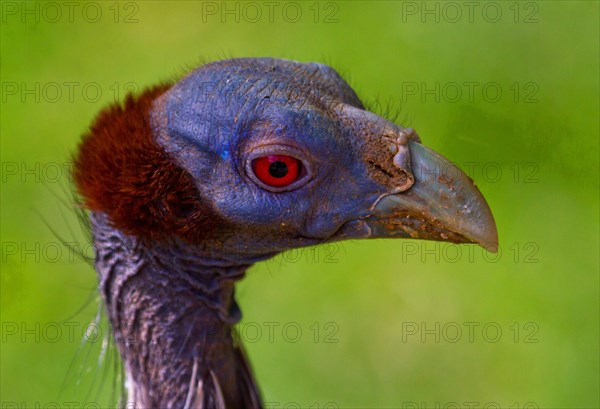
[368,141,499,252]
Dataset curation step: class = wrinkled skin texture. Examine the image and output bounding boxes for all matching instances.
[150,59,412,256]
[75,58,497,408]
[91,213,260,408]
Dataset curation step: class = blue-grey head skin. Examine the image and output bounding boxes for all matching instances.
[151,58,498,257]
[91,58,497,408]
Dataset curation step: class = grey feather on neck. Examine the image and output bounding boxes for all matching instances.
[91,212,262,408]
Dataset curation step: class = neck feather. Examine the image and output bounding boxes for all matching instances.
[91,212,262,408]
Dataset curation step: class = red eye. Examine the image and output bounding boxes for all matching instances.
[252,155,301,187]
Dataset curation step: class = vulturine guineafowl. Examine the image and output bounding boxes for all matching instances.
[73,58,498,408]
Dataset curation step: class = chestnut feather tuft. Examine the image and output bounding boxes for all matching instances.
[73,85,228,244]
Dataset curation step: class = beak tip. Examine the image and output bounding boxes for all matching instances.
[467,205,499,253]
[479,235,499,253]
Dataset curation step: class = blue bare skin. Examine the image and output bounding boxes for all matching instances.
[90,58,497,408]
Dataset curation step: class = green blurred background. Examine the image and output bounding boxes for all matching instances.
[1,1,598,408]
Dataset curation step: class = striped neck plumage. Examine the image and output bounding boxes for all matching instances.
[90,212,263,408]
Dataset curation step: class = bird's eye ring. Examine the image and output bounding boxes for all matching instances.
[252,155,301,188]
[245,144,314,192]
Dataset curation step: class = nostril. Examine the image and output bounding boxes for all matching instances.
[368,160,395,178]
[366,155,414,193]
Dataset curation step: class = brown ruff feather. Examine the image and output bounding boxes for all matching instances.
[73,85,228,244]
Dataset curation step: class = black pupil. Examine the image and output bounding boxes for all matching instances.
[268,161,289,178]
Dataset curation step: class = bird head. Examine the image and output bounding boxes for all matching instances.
[75,58,498,261]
